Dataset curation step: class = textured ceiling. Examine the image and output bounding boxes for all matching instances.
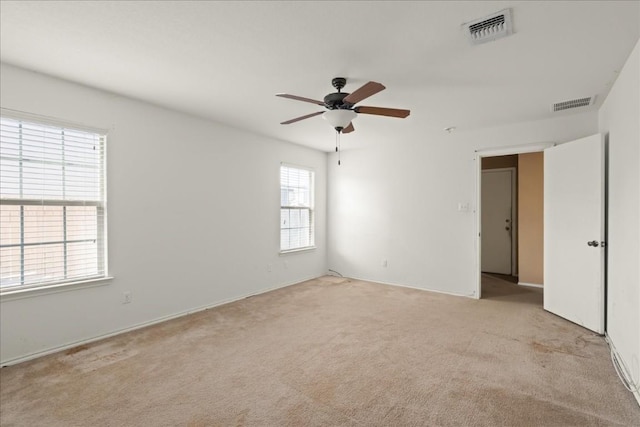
[1,1,638,151]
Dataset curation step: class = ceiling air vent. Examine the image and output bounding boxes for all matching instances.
[552,96,596,112]
[464,9,513,45]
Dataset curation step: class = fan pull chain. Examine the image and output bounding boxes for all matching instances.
[335,131,341,166]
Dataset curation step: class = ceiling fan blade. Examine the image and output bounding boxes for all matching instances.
[276,93,325,106]
[280,111,324,125]
[343,81,385,105]
[342,122,355,134]
[355,106,410,118]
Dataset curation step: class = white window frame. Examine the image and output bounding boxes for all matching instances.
[280,163,315,254]
[0,110,110,295]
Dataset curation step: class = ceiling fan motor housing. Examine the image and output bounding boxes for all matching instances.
[324,92,351,109]
[324,77,352,109]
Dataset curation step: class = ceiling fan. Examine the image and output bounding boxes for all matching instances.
[276,77,410,134]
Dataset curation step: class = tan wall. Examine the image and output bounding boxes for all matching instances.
[482,155,518,170]
[518,152,544,285]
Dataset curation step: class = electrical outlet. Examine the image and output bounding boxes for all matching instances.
[457,202,470,212]
[123,291,132,304]
[267,263,272,272]
[284,260,288,269]
[382,259,388,267]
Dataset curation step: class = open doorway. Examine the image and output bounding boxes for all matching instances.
[481,156,518,282]
[476,145,548,300]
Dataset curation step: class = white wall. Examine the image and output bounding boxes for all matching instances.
[327,113,597,297]
[0,64,328,364]
[599,39,640,403]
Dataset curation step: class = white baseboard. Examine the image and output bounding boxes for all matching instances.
[1,275,319,367]
[518,282,544,289]
[347,275,473,298]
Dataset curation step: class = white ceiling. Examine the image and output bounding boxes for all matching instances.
[1,1,638,152]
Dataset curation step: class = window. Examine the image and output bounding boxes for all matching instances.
[280,165,314,252]
[0,115,107,292]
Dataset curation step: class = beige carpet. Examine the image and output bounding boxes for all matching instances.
[1,275,638,426]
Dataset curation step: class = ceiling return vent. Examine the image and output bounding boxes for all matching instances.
[552,96,596,112]
[464,9,513,45]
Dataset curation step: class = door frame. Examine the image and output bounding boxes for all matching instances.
[481,167,517,276]
[474,142,554,299]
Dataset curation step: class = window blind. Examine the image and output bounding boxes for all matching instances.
[0,116,107,292]
[280,165,314,251]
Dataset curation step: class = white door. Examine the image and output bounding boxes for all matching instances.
[544,134,605,334]
[481,169,513,275]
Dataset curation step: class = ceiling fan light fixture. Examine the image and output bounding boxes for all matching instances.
[323,109,356,129]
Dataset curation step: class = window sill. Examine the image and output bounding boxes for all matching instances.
[279,246,316,255]
[0,276,114,302]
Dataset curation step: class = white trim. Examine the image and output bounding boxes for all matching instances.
[0,277,113,302]
[475,142,553,300]
[280,161,315,172]
[518,282,544,289]
[0,275,318,366]
[279,246,316,255]
[475,142,555,156]
[347,275,475,299]
[0,107,110,135]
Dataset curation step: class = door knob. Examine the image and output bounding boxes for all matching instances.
[587,240,599,247]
